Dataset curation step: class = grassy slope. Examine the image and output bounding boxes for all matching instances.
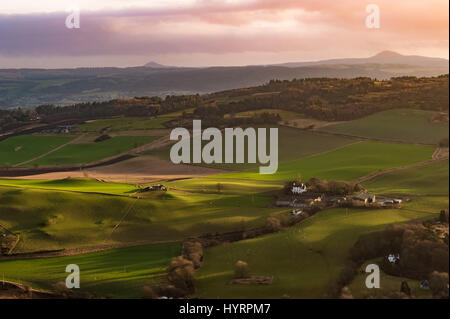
[0,134,74,166]
[221,142,435,181]
[0,178,139,195]
[195,198,445,299]
[321,109,449,144]
[0,181,284,252]
[348,260,432,299]
[75,117,171,132]
[364,160,449,195]
[165,177,283,194]
[147,126,355,171]
[29,136,156,166]
[195,151,449,299]
[0,242,180,298]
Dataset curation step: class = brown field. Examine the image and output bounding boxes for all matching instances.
[7,155,227,183]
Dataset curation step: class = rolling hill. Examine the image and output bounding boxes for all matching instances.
[0,52,448,109]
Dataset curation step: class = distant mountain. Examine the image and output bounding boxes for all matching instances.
[0,52,448,109]
[276,51,449,68]
[144,61,174,68]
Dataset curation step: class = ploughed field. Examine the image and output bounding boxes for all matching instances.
[74,117,172,132]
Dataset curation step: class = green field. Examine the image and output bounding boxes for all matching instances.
[348,260,432,299]
[364,160,449,195]
[0,242,180,299]
[0,180,285,252]
[161,108,195,117]
[165,177,283,195]
[221,142,435,181]
[147,126,355,171]
[75,117,171,132]
[194,200,442,299]
[0,134,73,166]
[0,178,139,195]
[321,109,449,144]
[28,136,155,166]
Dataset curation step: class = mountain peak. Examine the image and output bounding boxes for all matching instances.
[144,61,170,68]
[372,51,403,58]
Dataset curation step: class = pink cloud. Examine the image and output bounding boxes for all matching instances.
[0,0,447,66]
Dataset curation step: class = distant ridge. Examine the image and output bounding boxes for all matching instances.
[144,61,173,68]
[275,51,449,68]
[1,51,448,109]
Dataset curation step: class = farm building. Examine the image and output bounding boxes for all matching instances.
[387,253,400,263]
[352,192,376,204]
[138,184,167,192]
[275,200,307,208]
[291,183,307,194]
[420,280,431,290]
[291,209,304,216]
[41,125,77,134]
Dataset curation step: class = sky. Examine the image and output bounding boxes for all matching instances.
[0,0,448,68]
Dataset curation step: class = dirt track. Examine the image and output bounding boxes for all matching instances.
[13,134,88,167]
[309,127,439,147]
[354,147,449,184]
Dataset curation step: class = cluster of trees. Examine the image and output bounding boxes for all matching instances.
[210,75,449,121]
[0,234,17,255]
[379,223,448,280]
[34,94,203,123]
[282,177,363,196]
[331,216,449,298]
[3,75,448,133]
[191,105,282,127]
[144,240,204,299]
[0,108,39,132]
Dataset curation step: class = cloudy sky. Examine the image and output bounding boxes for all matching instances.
[0,0,448,68]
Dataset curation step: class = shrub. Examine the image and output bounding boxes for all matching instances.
[234,260,250,279]
[430,271,449,299]
[182,241,204,269]
[52,281,72,298]
[142,285,159,299]
[94,134,111,143]
[265,217,282,232]
[439,209,449,223]
[438,137,449,147]
[400,281,411,296]
[158,284,189,298]
[167,256,195,293]
[340,286,354,299]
